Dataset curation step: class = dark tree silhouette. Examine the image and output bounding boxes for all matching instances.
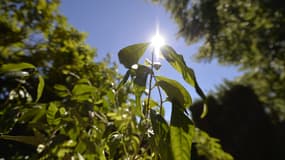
[191,85,285,160]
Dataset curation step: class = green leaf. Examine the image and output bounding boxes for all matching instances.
[160,46,195,86]
[160,45,207,116]
[0,135,43,146]
[156,76,191,108]
[170,104,194,160]
[54,84,69,91]
[160,45,207,99]
[117,70,130,90]
[118,43,149,68]
[46,102,60,125]
[72,84,96,96]
[200,102,208,118]
[36,75,44,102]
[54,84,70,97]
[133,65,151,87]
[150,110,173,160]
[0,63,36,73]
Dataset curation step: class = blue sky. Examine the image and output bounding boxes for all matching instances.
[60,0,242,117]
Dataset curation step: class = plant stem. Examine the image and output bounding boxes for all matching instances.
[146,50,155,118]
[153,76,163,115]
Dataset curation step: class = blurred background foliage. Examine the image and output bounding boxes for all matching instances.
[153,0,285,159]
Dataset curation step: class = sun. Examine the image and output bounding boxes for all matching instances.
[151,32,165,58]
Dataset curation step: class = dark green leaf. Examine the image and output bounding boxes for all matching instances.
[117,70,130,90]
[150,110,173,160]
[0,135,43,146]
[118,43,149,68]
[133,65,151,87]
[156,76,191,108]
[170,104,194,160]
[0,63,36,73]
[36,75,44,102]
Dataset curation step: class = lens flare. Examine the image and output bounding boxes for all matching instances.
[151,31,165,58]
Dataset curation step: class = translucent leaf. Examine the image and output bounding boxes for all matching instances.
[0,63,35,73]
[156,76,191,108]
[160,46,195,86]
[170,105,194,160]
[36,75,44,102]
[160,45,207,116]
[118,43,149,68]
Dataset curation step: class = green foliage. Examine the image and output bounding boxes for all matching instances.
[0,0,231,159]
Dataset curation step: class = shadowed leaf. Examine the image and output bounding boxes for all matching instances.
[118,43,149,68]
[170,104,194,160]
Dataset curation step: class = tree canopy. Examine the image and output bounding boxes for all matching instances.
[154,0,285,121]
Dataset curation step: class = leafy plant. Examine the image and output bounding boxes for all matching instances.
[117,42,208,159]
[0,1,232,159]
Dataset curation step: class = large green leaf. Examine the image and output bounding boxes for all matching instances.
[156,76,191,108]
[36,75,45,102]
[0,63,36,73]
[160,46,195,86]
[160,45,207,117]
[150,110,173,160]
[160,45,206,98]
[118,43,149,68]
[0,135,43,146]
[170,104,194,160]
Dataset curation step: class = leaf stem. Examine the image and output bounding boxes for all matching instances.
[153,76,163,115]
[146,50,155,118]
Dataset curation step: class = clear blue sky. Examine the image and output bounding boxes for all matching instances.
[60,0,242,118]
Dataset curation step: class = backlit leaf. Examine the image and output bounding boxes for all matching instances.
[0,63,36,73]
[156,76,191,108]
[118,43,149,68]
[36,75,44,102]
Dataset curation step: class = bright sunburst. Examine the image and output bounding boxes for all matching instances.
[151,30,165,58]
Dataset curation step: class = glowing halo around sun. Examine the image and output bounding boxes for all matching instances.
[151,31,165,59]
